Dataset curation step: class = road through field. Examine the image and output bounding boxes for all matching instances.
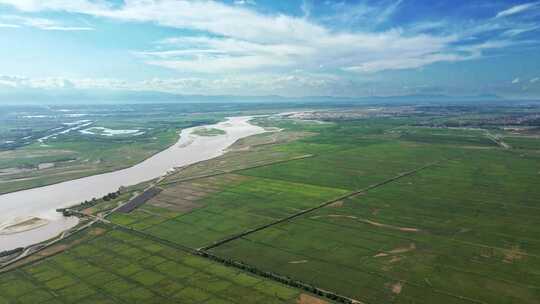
[0,116,265,251]
[202,159,447,251]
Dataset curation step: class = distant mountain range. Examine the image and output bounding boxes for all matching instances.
[0,88,510,105]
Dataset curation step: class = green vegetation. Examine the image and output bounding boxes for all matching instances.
[208,119,540,303]
[0,226,304,304]
[0,105,223,194]
[192,128,226,137]
[111,174,348,248]
[97,112,540,303]
[503,136,540,150]
[2,105,540,303]
[212,151,540,303]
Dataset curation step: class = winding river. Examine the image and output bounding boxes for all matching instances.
[0,116,265,250]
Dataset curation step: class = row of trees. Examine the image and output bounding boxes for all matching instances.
[73,189,123,211]
[58,189,124,217]
[0,247,23,258]
[198,251,357,304]
[107,213,356,303]
[102,191,120,201]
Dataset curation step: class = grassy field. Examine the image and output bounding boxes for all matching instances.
[102,114,540,303]
[0,226,309,304]
[0,128,179,194]
[209,134,540,303]
[2,106,540,303]
[192,128,226,137]
[110,174,348,249]
[502,136,540,150]
[0,105,223,194]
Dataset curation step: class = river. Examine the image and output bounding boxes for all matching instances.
[0,116,265,250]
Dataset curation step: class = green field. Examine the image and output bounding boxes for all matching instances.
[192,128,227,137]
[0,226,306,304]
[100,114,540,303]
[2,106,540,303]
[503,136,540,150]
[212,148,540,303]
[110,174,348,248]
[0,105,223,194]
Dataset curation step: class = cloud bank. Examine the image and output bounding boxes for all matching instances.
[0,0,539,98]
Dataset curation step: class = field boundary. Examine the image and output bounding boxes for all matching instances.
[200,159,448,251]
[103,221,365,304]
[4,157,472,304]
[0,220,102,273]
[159,154,315,186]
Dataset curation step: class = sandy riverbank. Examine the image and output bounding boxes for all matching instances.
[0,116,265,250]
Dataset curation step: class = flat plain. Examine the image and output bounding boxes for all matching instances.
[2,105,540,303]
[0,226,306,304]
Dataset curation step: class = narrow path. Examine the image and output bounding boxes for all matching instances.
[485,131,511,149]
[159,154,315,186]
[1,154,315,269]
[7,157,479,304]
[0,219,98,271]
[200,159,448,251]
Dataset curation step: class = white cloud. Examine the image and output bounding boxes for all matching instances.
[5,73,539,98]
[375,0,403,24]
[456,40,518,57]
[502,25,540,36]
[137,36,314,73]
[0,0,111,13]
[0,75,24,87]
[531,77,540,83]
[0,22,19,28]
[0,75,74,89]
[408,21,447,33]
[318,0,403,28]
[495,2,540,18]
[301,0,312,18]
[137,73,341,95]
[343,53,464,73]
[234,0,255,6]
[1,15,93,31]
[0,73,346,97]
[0,0,534,77]
[512,77,520,84]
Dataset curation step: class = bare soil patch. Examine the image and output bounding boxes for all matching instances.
[150,174,249,212]
[350,192,365,199]
[3,227,106,271]
[38,244,68,256]
[326,201,343,208]
[88,227,107,237]
[503,245,526,264]
[312,215,421,233]
[388,243,416,254]
[374,243,416,258]
[296,294,329,304]
[389,256,403,264]
[288,260,308,264]
[310,214,357,220]
[0,217,49,235]
[360,219,420,232]
[390,282,403,294]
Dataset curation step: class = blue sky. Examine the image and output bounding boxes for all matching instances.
[0,0,539,99]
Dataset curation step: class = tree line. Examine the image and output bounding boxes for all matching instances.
[197,251,358,304]
[57,189,123,216]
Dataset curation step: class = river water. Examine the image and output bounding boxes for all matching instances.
[0,116,265,250]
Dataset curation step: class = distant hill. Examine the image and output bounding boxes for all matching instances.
[0,88,507,105]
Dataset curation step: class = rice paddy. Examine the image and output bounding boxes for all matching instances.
[2,107,540,303]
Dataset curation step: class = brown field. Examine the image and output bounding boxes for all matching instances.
[149,174,249,212]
